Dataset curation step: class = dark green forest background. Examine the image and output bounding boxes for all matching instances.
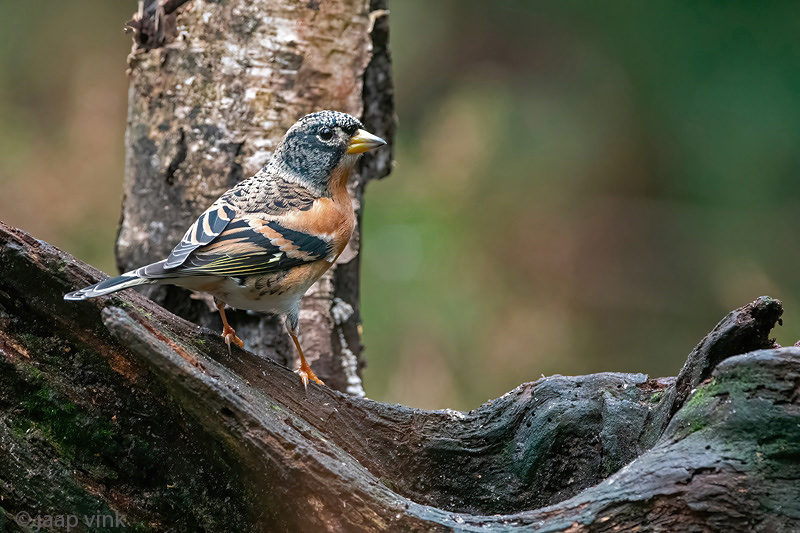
[1,1,798,409]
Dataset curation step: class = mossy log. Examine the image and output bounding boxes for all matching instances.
[1,220,799,531]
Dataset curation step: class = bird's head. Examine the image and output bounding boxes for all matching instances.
[269,110,386,193]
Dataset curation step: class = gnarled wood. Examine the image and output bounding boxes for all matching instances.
[1,221,798,531]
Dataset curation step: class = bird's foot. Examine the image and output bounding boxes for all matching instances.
[221,325,244,354]
[295,362,325,389]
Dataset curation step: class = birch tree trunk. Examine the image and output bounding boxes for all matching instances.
[119,0,393,393]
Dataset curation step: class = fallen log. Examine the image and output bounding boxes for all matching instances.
[0,220,797,531]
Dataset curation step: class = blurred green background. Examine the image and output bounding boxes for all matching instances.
[2,1,799,410]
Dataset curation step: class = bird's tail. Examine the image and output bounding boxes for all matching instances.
[64,271,154,300]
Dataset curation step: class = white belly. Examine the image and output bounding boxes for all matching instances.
[216,280,303,314]
[170,275,311,316]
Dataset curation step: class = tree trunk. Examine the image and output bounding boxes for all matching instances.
[119,0,393,394]
[2,220,799,531]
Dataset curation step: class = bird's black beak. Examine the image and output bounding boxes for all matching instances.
[347,129,387,154]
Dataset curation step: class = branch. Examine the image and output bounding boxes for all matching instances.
[1,220,797,531]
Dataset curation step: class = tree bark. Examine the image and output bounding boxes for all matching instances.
[1,220,798,531]
[119,0,394,394]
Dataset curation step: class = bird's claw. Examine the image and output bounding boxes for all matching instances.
[295,365,324,390]
[221,325,244,354]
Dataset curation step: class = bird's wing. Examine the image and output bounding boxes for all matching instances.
[147,215,332,278]
[163,201,237,269]
[162,175,317,270]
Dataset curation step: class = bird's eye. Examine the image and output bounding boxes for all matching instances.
[318,126,334,141]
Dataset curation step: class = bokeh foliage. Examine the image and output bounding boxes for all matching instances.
[1,1,798,409]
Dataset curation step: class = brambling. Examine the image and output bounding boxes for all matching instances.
[65,110,386,387]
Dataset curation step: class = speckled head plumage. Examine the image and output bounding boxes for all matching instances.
[268,110,384,193]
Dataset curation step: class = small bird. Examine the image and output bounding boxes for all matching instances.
[65,110,386,387]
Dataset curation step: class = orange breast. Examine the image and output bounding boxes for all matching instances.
[283,166,355,261]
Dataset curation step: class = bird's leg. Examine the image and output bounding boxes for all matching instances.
[287,327,324,389]
[215,298,244,353]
